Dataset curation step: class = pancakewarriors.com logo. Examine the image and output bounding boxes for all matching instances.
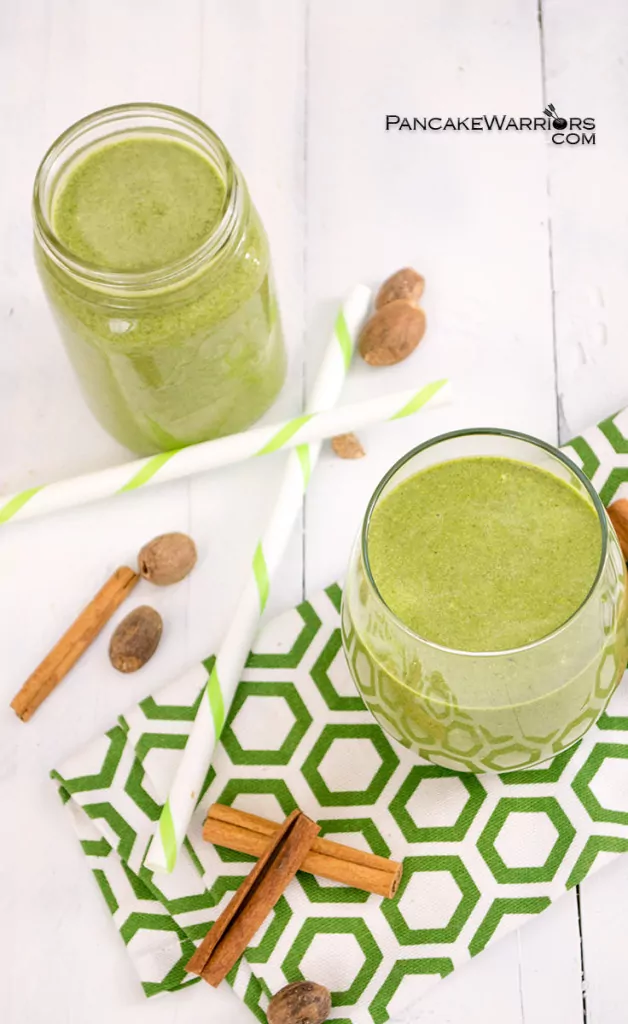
[386,104,595,145]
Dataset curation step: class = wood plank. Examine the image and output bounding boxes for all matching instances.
[404,899,583,1024]
[304,0,559,592]
[0,5,206,1017]
[303,1,582,1021]
[194,0,308,620]
[0,4,305,1024]
[576,858,628,1024]
[543,0,628,1021]
[517,895,585,1023]
[543,0,628,440]
[0,0,204,493]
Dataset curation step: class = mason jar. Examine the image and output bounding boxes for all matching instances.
[33,103,286,455]
[342,429,628,773]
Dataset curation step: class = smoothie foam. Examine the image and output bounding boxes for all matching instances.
[367,456,602,652]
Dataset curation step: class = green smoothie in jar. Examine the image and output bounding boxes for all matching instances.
[33,104,286,454]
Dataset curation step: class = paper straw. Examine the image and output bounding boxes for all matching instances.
[0,381,451,529]
[145,284,371,873]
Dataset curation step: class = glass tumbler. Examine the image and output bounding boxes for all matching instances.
[341,429,628,773]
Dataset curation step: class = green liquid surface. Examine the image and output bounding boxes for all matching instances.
[52,136,226,271]
[367,456,602,652]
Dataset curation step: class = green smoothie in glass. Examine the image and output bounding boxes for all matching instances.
[342,430,628,773]
[33,104,286,454]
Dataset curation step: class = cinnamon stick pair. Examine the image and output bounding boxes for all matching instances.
[189,805,402,987]
[203,803,402,899]
[187,809,320,987]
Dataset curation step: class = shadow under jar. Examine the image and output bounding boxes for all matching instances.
[342,429,628,773]
[33,103,286,455]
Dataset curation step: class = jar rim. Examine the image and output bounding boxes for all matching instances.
[360,426,610,658]
[32,102,241,293]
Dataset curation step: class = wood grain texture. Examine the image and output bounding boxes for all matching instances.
[542,3,628,1022]
[544,0,628,441]
[0,0,626,1021]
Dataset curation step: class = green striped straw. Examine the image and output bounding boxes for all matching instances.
[0,380,451,529]
[145,283,372,873]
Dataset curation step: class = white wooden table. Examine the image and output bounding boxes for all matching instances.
[1,1,627,1021]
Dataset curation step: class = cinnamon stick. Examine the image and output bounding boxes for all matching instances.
[187,809,319,987]
[11,566,139,721]
[203,803,402,899]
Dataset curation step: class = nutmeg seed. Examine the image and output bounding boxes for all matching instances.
[359,301,426,366]
[375,267,425,309]
[331,432,366,459]
[607,499,628,561]
[267,981,331,1024]
[109,606,163,673]
[138,532,197,586]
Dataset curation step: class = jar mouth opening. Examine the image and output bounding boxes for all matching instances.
[360,426,610,658]
[32,102,240,293]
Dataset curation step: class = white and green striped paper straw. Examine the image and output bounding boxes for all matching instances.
[0,380,451,529]
[145,283,371,873]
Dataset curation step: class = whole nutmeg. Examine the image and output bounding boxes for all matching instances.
[607,499,628,560]
[331,432,366,459]
[375,267,425,309]
[267,981,331,1024]
[109,606,163,673]
[359,301,426,367]
[138,532,197,586]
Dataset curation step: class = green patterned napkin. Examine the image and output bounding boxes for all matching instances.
[53,409,628,1023]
